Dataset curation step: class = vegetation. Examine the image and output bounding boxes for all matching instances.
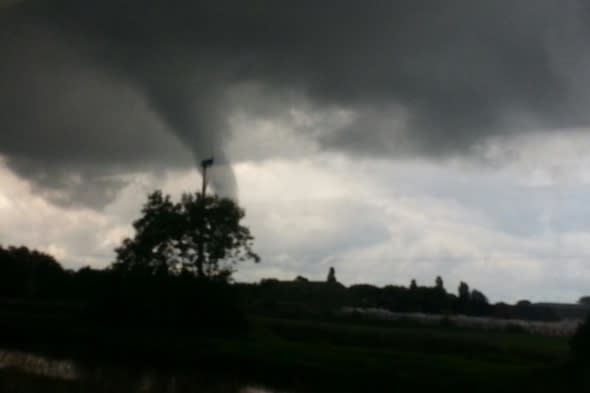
[2,188,590,391]
[0,246,567,329]
[0,316,574,392]
[112,191,259,280]
[0,246,68,299]
[238,275,561,322]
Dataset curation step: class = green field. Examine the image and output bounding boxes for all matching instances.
[215,318,571,392]
[0,315,578,392]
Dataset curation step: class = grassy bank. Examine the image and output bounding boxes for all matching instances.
[0,315,576,392]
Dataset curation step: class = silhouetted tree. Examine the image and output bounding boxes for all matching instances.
[470,289,491,315]
[471,289,488,304]
[112,191,259,280]
[455,281,471,314]
[579,296,590,306]
[458,281,470,301]
[0,245,67,298]
[349,284,381,308]
[431,276,447,312]
[410,279,417,291]
[327,267,337,284]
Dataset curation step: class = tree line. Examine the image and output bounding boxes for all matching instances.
[0,190,584,328]
[0,190,261,332]
[4,188,590,370]
[238,273,561,322]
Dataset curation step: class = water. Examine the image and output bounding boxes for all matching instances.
[0,349,287,393]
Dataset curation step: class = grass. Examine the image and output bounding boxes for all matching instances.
[0,314,577,392]
[212,317,571,392]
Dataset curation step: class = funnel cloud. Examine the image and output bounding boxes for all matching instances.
[2,1,590,205]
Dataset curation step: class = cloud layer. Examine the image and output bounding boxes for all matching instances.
[3,1,590,204]
[4,1,590,302]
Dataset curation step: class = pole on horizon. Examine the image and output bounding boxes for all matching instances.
[200,157,214,197]
[197,156,214,278]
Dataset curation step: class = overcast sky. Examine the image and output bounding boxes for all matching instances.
[2,0,590,302]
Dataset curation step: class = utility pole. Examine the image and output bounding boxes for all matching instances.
[197,157,214,278]
[200,157,214,197]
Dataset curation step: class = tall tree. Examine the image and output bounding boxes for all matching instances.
[327,267,337,284]
[458,281,470,301]
[112,191,259,280]
[435,276,444,291]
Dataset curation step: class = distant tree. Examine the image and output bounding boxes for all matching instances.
[327,267,337,284]
[112,191,259,280]
[579,296,590,306]
[295,275,309,283]
[410,279,417,291]
[470,289,490,315]
[471,290,488,305]
[435,276,444,291]
[455,282,471,314]
[0,245,66,298]
[458,281,470,301]
[349,284,380,307]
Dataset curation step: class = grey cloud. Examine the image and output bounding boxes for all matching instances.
[2,0,590,205]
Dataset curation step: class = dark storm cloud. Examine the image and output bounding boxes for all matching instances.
[1,0,589,205]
